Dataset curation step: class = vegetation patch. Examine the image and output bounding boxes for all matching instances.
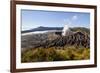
[21,46,90,63]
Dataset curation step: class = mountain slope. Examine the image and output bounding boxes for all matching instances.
[34,31,90,49]
[21,31,90,51]
[22,26,90,35]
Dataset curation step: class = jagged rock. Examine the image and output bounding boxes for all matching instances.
[34,31,90,49]
[21,30,90,51]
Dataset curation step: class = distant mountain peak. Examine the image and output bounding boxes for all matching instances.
[22,26,63,33]
[38,26,44,28]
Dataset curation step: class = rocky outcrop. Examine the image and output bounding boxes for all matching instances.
[34,31,90,49]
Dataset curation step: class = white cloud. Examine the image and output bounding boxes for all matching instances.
[63,15,78,27]
[72,15,78,20]
[64,19,71,24]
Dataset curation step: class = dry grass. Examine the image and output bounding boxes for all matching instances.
[21,46,90,63]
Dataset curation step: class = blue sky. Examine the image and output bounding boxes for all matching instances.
[21,10,90,31]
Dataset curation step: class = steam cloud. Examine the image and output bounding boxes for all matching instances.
[62,24,69,36]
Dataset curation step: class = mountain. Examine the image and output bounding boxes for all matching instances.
[21,26,89,35]
[70,27,90,35]
[21,31,90,51]
[34,31,90,49]
[22,26,63,33]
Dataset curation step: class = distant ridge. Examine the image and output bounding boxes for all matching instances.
[22,26,63,33]
[21,26,90,35]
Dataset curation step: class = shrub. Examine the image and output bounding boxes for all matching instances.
[21,47,90,62]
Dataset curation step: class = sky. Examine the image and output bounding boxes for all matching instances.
[21,9,90,31]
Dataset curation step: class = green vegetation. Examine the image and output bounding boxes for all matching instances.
[21,46,90,63]
[70,27,90,35]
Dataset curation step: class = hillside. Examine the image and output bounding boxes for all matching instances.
[21,27,90,62]
[21,27,90,51]
[35,31,90,49]
[70,27,90,35]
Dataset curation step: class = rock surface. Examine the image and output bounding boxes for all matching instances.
[21,31,90,51]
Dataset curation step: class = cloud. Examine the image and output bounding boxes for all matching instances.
[72,15,78,20]
[64,15,78,24]
[63,15,78,27]
[64,19,71,24]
